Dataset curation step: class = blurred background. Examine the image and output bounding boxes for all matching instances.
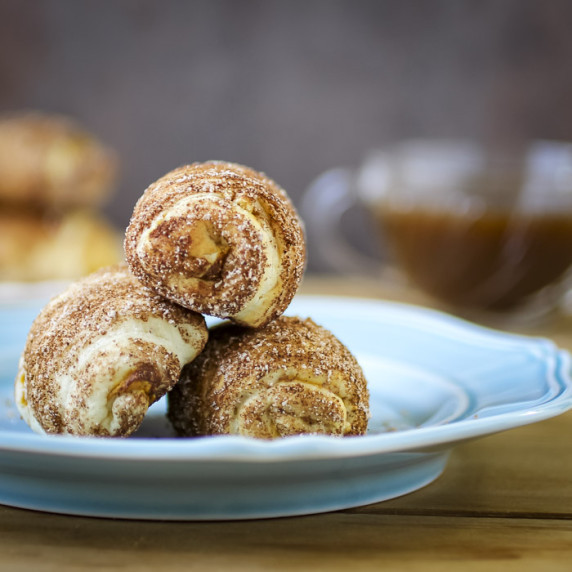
[2,0,572,277]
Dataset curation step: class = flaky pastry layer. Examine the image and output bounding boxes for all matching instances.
[124,161,306,327]
[168,316,370,439]
[15,264,208,437]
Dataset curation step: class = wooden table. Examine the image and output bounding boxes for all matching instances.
[2,275,572,571]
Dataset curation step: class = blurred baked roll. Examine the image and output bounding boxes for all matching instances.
[168,316,369,439]
[124,161,306,327]
[15,264,208,437]
[0,207,123,281]
[0,111,117,208]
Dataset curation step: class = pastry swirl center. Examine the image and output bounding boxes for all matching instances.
[233,381,348,438]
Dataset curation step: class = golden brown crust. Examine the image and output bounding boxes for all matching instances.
[124,161,306,327]
[0,111,117,208]
[15,264,208,437]
[0,207,123,281]
[168,316,370,438]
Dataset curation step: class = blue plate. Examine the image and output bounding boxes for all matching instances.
[0,294,571,520]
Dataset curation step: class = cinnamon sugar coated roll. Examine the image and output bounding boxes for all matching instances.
[168,316,370,439]
[15,265,208,437]
[124,161,306,327]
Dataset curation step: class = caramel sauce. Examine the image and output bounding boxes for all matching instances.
[373,206,572,311]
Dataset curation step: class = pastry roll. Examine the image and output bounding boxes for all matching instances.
[0,111,117,209]
[168,316,370,439]
[15,265,208,437]
[0,207,122,281]
[124,161,306,327]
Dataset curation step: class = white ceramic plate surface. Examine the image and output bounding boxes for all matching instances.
[0,294,571,520]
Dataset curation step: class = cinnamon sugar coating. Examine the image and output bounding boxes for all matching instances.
[15,264,208,437]
[168,316,370,439]
[124,161,306,327]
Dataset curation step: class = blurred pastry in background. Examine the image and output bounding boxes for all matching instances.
[0,111,122,282]
[0,111,117,209]
[0,207,122,281]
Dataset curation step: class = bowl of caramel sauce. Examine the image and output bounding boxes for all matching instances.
[304,139,572,323]
[365,141,572,319]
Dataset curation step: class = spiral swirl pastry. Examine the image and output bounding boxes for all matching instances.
[124,161,306,327]
[15,265,208,437]
[168,316,370,439]
[0,111,117,209]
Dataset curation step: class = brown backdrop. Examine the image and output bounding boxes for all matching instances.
[1,0,572,270]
